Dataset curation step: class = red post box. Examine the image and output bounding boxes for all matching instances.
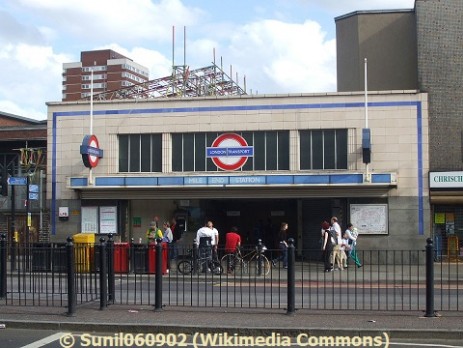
[113,242,129,273]
[147,242,168,274]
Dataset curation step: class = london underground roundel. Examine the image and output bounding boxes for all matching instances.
[206,133,254,171]
[80,134,104,168]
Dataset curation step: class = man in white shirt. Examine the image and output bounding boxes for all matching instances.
[196,221,215,272]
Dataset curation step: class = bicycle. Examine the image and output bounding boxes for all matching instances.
[221,245,270,276]
[177,248,223,275]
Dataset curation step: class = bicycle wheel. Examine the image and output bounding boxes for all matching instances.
[221,253,245,274]
[211,260,223,275]
[177,260,193,274]
[248,254,270,276]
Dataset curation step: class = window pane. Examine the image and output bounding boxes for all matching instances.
[195,133,206,171]
[266,132,277,170]
[254,132,265,170]
[152,134,162,172]
[183,133,194,171]
[324,130,335,169]
[141,134,151,172]
[119,135,128,172]
[172,133,182,172]
[336,130,348,169]
[278,131,289,170]
[129,135,140,172]
[242,132,253,171]
[300,130,311,170]
[312,131,323,169]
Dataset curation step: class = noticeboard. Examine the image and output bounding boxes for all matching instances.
[350,204,388,235]
[81,206,98,234]
[100,206,117,234]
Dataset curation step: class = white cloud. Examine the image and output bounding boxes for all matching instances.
[0,43,71,120]
[222,19,336,94]
[99,43,172,79]
[15,0,204,44]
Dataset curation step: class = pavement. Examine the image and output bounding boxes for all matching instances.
[0,303,462,340]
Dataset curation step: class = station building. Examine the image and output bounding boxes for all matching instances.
[46,90,429,253]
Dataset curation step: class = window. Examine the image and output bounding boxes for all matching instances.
[82,83,107,89]
[300,129,348,170]
[119,134,162,172]
[172,131,289,172]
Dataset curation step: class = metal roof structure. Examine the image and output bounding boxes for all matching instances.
[89,63,247,101]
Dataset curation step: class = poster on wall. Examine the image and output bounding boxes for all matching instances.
[81,206,98,234]
[100,206,118,234]
[350,204,388,235]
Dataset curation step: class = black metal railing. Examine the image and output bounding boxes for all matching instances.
[1,235,462,315]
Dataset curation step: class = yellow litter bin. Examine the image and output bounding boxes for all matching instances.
[73,233,95,272]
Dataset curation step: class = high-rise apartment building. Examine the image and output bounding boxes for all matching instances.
[62,49,150,101]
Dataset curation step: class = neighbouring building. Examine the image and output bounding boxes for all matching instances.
[0,111,47,244]
[62,49,150,102]
[335,0,463,257]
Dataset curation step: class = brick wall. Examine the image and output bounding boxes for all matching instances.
[416,0,463,170]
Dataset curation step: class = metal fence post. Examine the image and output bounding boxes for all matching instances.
[192,240,198,274]
[107,234,115,304]
[129,238,134,273]
[257,239,263,276]
[287,238,295,315]
[99,237,107,310]
[425,238,436,317]
[154,238,163,311]
[0,234,7,299]
[66,236,76,316]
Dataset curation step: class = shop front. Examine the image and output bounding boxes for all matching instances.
[430,171,463,259]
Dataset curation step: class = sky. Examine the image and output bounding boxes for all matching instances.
[0,0,415,121]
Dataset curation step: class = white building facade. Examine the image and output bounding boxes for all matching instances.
[47,90,429,252]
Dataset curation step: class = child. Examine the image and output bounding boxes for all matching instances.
[339,232,351,269]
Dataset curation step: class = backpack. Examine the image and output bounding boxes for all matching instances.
[330,228,338,245]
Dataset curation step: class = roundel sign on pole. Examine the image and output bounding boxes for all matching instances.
[80,134,104,168]
[206,133,254,171]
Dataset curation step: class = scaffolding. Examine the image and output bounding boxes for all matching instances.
[89,63,246,101]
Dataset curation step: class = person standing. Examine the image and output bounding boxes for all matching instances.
[271,222,289,269]
[224,226,241,273]
[170,217,182,260]
[330,217,342,270]
[345,223,362,268]
[321,221,334,272]
[162,221,173,243]
[146,219,162,244]
[196,221,215,272]
[207,220,219,260]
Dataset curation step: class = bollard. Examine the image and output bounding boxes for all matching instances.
[99,237,107,310]
[66,236,76,316]
[154,238,163,311]
[107,234,115,304]
[257,239,263,276]
[286,238,296,315]
[424,238,436,317]
[0,234,7,299]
